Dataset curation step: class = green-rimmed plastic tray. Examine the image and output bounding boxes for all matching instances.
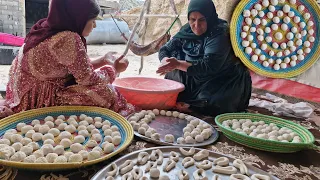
[215,113,319,153]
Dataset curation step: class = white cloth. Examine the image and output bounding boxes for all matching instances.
[249,93,314,118]
[288,59,320,88]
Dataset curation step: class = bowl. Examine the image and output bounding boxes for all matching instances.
[113,77,185,110]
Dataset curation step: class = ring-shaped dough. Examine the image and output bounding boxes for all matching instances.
[137,152,149,165]
[251,174,271,180]
[107,163,118,177]
[193,169,208,180]
[182,157,195,168]
[213,157,229,166]
[233,159,249,175]
[196,160,213,170]
[119,160,134,175]
[163,159,176,172]
[212,166,237,175]
[193,149,209,161]
[178,169,189,180]
[130,167,143,180]
[169,151,180,162]
[145,161,157,172]
[179,147,195,156]
[150,149,163,165]
[230,174,251,180]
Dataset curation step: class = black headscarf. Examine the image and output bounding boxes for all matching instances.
[174,0,219,40]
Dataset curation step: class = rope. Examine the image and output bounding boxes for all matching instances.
[110,13,180,37]
[166,15,180,34]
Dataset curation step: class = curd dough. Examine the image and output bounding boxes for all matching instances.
[304,48,311,54]
[288,11,295,18]
[265,36,272,43]
[281,24,288,31]
[259,11,265,18]
[273,64,280,70]
[283,16,290,24]
[269,5,275,12]
[193,169,207,180]
[259,55,266,61]
[250,9,258,17]
[299,22,306,29]
[268,58,274,64]
[245,18,252,25]
[271,24,278,31]
[277,10,284,17]
[267,12,273,19]
[283,5,290,13]
[243,26,249,32]
[243,10,250,17]
[254,4,262,11]
[163,159,176,172]
[150,168,160,178]
[272,17,280,24]
[253,18,260,25]
[308,21,314,27]
[290,60,297,67]
[293,16,300,24]
[280,43,287,50]
[304,13,311,20]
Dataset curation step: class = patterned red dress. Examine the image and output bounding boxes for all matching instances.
[2,31,135,118]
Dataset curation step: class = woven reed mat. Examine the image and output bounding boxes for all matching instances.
[0,88,319,180]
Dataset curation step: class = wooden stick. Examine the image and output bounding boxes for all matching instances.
[103,14,187,18]
[169,0,182,27]
[121,0,150,57]
[139,0,151,75]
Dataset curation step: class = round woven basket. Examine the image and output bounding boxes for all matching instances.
[0,106,134,170]
[215,113,319,153]
[230,0,320,78]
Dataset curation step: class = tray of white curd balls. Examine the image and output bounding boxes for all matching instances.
[92,146,279,180]
[0,106,133,170]
[127,109,219,147]
[215,113,318,153]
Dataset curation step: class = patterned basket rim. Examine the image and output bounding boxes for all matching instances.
[0,106,134,170]
[230,0,320,78]
[223,134,302,153]
[215,113,317,152]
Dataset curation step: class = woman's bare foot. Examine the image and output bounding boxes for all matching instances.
[175,102,192,113]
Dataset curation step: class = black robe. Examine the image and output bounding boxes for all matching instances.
[158,23,252,116]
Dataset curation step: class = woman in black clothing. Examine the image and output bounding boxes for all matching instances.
[157,0,252,116]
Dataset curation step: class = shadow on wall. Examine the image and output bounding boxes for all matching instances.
[25,1,49,34]
[0,45,19,65]
[0,20,3,33]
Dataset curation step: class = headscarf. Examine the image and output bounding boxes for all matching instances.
[23,0,100,53]
[174,0,219,40]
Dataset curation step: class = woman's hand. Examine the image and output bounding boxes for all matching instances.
[113,55,129,73]
[104,51,118,63]
[91,51,118,70]
[156,57,181,75]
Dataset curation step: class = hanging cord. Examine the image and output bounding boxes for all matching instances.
[110,14,180,40]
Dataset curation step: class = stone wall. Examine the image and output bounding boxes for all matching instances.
[122,0,239,43]
[0,0,25,36]
[25,1,48,34]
